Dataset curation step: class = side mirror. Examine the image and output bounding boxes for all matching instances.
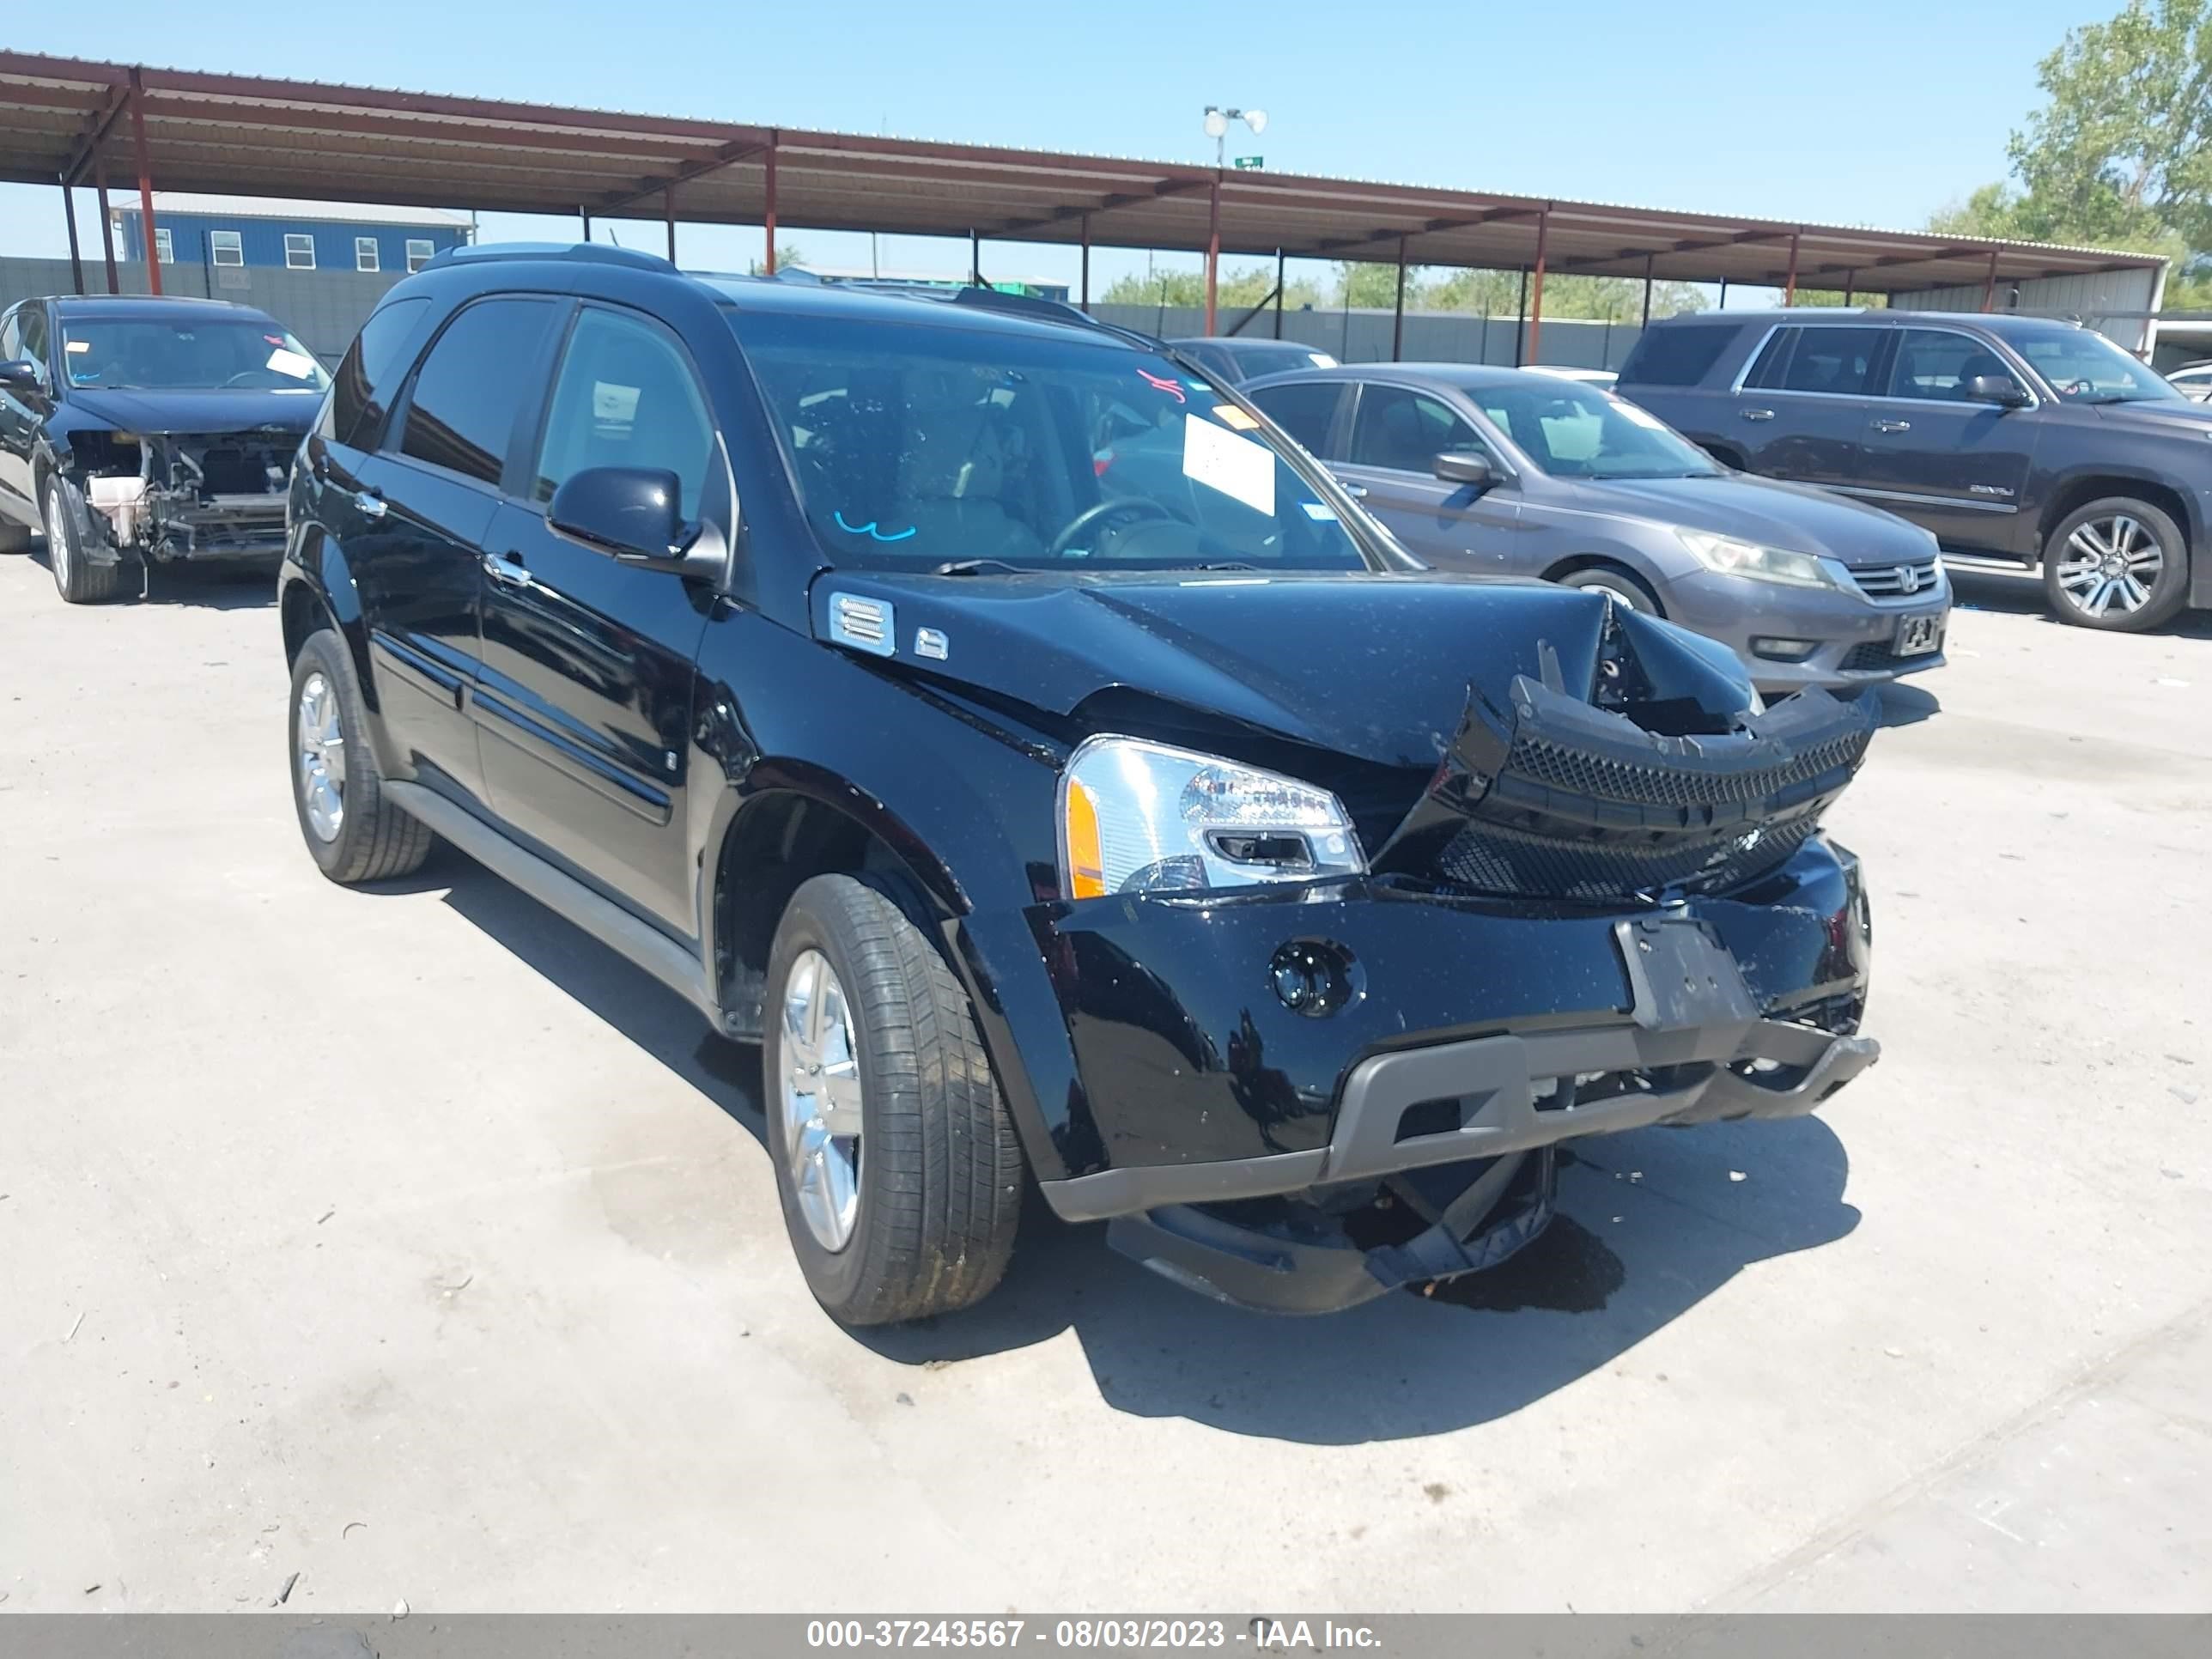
[547,465,721,576]
[0,358,44,394]
[1964,373,2030,408]
[1433,450,1494,487]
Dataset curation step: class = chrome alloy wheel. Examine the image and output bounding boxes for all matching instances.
[778,948,865,1252]
[45,483,72,590]
[2056,514,2164,619]
[295,672,348,842]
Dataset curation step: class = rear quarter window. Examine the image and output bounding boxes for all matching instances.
[1619,324,1738,388]
[325,296,431,448]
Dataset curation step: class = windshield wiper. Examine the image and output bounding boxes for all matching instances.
[932,558,1026,575]
[1188,561,1259,571]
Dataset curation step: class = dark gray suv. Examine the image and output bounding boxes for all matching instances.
[1616,309,2212,632]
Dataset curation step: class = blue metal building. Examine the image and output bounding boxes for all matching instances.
[112,192,472,276]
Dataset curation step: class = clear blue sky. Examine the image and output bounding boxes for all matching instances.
[0,0,2111,296]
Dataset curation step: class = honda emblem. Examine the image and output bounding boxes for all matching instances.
[1894,563,1920,594]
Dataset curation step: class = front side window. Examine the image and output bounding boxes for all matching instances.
[532,307,714,519]
[356,237,380,273]
[58,314,328,393]
[284,234,315,270]
[1475,380,1718,480]
[210,230,244,267]
[406,239,435,273]
[728,307,1371,574]
[0,310,18,363]
[1348,385,1484,473]
[2007,324,2179,404]
[18,305,48,366]
[395,298,559,485]
[152,228,173,264]
[1246,380,1346,457]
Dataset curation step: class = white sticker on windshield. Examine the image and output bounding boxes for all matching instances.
[1182,412,1275,516]
[1611,397,1669,430]
[66,339,90,353]
[265,347,317,380]
[1300,501,1338,521]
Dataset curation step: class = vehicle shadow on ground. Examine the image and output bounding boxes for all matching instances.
[1872,682,1940,727]
[1948,566,2212,641]
[414,847,1862,1443]
[24,544,276,610]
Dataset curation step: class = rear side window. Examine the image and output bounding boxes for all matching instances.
[396,297,560,485]
[1248,380,1346,457]
[1618,323,1735,387]
[1775,326,1883,395]
[328,296,429,448]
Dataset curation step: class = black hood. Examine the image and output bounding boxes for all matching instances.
[808,568,1757,769]
[61,386,320,438]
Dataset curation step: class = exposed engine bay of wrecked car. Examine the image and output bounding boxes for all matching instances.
[70,427,294,562]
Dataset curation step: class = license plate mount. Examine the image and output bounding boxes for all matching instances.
[1893,613,1944,656]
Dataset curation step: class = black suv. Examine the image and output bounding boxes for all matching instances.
[1617,309,2212,632]
[280,245,1881,1325]
[1,294,330,603]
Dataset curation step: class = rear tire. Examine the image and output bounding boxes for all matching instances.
[1559,563,1663,615]
[288,629,434,884]
[766,874,1024,1326]
[2042,496,2189,632]
[45,475,129,605]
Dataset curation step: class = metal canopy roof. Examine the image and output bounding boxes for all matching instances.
[0,50,2165,295]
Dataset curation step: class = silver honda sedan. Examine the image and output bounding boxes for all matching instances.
[1241,363,1950,693]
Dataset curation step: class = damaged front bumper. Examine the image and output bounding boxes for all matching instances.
[1022,842,1875,1314]
[74,431,293,564]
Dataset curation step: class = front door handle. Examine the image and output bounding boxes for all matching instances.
[1338,481,1369,500]
[482,550,529,588]
[1740,408,1775,422]
[1870,418,1911,433]
[353,489,386,520]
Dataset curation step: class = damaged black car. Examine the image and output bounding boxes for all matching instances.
[279,246,1881,1325]
[0,294,327,603]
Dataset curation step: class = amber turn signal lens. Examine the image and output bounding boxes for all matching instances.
[1064,779,1107,900]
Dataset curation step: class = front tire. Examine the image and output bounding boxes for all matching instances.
[766,874,1023,1326]
[2043,497,2189,631]
[1559,563,1663,615]
[288,629,433,884]
[45,475,129,605]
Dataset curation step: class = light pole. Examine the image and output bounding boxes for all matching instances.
[1202,105,1267,170]
[1200,106,1266,336]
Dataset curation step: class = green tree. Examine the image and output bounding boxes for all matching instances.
[749,243,808,276]
[1932,2,2212,300]
[1097,263,1323,312]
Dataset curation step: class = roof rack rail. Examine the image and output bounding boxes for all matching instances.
[422,241,678,273]
[935,284,1164,350]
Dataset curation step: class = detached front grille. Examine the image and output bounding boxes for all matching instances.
[1849,557,1942,599]
[1405,675,1875,903]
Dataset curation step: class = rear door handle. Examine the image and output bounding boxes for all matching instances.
[1740,408,1775,422]
[482,550,529,587]
[1870,418,1911,433]
[1338,481,1369,500]
[353,489,386,520]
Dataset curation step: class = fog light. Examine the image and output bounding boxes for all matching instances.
[1751,636,1820,662]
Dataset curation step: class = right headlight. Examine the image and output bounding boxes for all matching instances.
[1675,527,1841,589]
[1058,736,1366,899]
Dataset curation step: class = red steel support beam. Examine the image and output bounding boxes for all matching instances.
[62,179,83,295]
[664,186,676,263]
[127,71,161,296]
[763,137,778,276]
[1391,235,1408,361]
[1782,228,1801,306]
[1981,245,2002,311]
[94,159,118,295]
[1079,212,1091,312]
[1203,171,1222,336]
[1524,204,1550,363]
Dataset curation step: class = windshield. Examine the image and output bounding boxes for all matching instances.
[2008,325,2179,404]
[1472,380,1721,479]
[726,307,1374,573]
[59,316,331,393]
